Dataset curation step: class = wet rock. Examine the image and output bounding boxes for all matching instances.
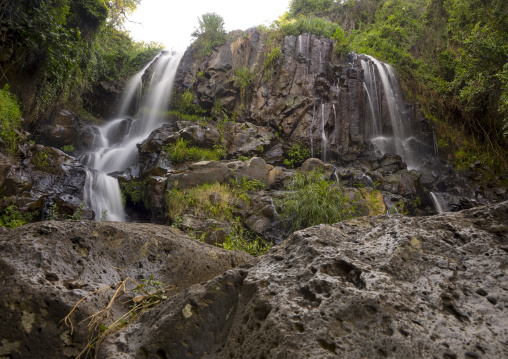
[298,158,335,178]
[0,221,251,359]
[99,201,508,359]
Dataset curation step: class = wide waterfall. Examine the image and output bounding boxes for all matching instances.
[81,51,184,221]
[360,55,418,168]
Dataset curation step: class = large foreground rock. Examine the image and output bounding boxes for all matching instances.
[0,221,251,358]
[100,202,508,358]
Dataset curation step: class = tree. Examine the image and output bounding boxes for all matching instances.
[191,12,227,58]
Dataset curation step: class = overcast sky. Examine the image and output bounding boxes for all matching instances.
[124,0,290,51]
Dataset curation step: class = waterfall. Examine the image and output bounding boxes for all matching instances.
[81,51,183,221]
[430,192,445,214]
[361,55,418,168]
[321,103,327,163]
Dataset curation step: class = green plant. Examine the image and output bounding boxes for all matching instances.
[219,219,271,256]
[99,210,108,222]
[263,46,282,80]
[61,144,75,154]
[277,170,358,233]
[165,138,226,164]
[191,12,227,59]
[120,178,149,208]
[32,150,52,172]
[0,205,38,228]
[0,85,22,155]
[283,142,310,168]
[233,66,255,99]
[69,201,86,221]
[239,156,251,162]
[355,180,384,216]
[47,202,59,221]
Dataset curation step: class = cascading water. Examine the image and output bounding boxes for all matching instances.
[81,50,184,221]
[430,192,445,214]
[361,55,418,168]
[321,103,327,163]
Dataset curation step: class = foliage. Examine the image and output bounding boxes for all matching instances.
[277,14,340,38]
[120,178,149,208]
[69,201,86,221]
[191,12,227,59]
[219,219,272,256]
[277,170,358,233]
[168,89,207,119]
[263,46,282,81]
[32,149,53,172]
[164,138,226,164]
[61,144,75,154]
[233,67,256,99]
[289,0,335,17]
[283,142,310,168]
[0,204,38,228]
[47,202,59,221]
[0,85,22,154]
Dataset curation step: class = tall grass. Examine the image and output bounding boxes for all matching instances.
[277,170,358,233]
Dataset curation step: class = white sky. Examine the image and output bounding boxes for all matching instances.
[124,0,290,51]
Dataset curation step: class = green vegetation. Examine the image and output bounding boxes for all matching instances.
[191,12,227,59]
[277,170,358,233]
[0,86,22,155]
[285,0,508,170]
[0,205,38,229]
[121,178,149,208]
[283,142,310,168]
[167,89,208,121]
[167,182,242,223]
[233,67,255,99]
[164,138,226,164]
[47,202,59,221]
[31,149,53,172]
[263,46,282,81]
[68,201,86,221]
[61,144,75,154]
[0,0,156,125]
[220,219,271,256]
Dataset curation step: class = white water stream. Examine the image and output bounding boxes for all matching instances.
[81,51,183,221]
[360,55,417,168]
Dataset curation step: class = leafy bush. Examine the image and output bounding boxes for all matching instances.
[0,205,38,229]
[191,13,227,59]
[0,86,22,154]
[277,170,358,233]
[289,0,335,17]
[278,14,340,38]
[283,142,310,168]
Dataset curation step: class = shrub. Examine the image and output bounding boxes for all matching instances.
[0,205,38,228]
[121,178,150,208]
[0,85,22,154]
[277,170,358,233]
[283,142,310,168]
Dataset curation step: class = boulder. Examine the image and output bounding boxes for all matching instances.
[98,201,508,358]
[166,161,233,190]
[0,221,252,358]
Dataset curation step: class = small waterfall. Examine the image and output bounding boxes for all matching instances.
[81,51,183,221]
[430,192,445,214]
[310,100,316,158]
[298,35,302,54]
[361,55,417,168]
[321,103,327,162]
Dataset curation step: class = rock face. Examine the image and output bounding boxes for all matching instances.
[0,221,251,358]
[98,201,508,359]
[175,30,432,163]
[0,143,91,220]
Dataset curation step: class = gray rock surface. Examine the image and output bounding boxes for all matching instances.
[0,221,251,358]
[99,201,508,359]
